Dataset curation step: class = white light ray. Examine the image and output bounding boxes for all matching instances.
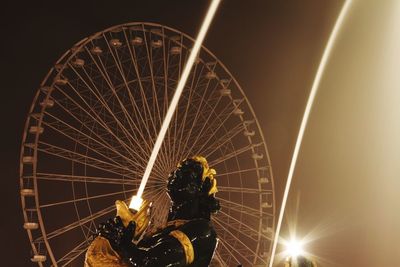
[130,0,222,210]
[268,0,353,266]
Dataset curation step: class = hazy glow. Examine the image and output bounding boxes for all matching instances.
[133,0,221,202]
[268,1,353,266]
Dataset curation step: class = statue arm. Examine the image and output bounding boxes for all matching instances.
[130,219,217,266]
[88,217,217,267]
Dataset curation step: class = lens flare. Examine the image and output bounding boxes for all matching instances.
[285,239,305,258]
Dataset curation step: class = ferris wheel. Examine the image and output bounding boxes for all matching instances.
[19,22,275,267]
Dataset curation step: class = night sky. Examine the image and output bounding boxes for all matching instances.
[1,1,345,266]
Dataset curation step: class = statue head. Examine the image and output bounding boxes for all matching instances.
[167,156,220,219]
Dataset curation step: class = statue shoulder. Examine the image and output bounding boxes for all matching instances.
[179,218,216,239]
[177,218,217,257]
[176,219,217,266]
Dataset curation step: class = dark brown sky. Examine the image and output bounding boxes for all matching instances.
[1,1,346,266]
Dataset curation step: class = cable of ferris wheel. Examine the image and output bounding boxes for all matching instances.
[268,1,352,266]
[129,0,222,211]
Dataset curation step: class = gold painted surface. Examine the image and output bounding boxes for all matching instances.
[84,237,129,267]
[192,155,218,195]
[169,230,195,264]
[115,199,151,238]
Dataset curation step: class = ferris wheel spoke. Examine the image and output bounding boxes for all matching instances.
[37,141,136,177]
[172,47,202,161]
[156,193,169,214]
[217,240,244,266]
[42,110,145,171]
[85,44,152,154]
[121,30,158,143]
[149,188,167,208]
[73,53,150,158]
[36,172,165,189]
[218,186,272,194]
[213,211,272,242]
[217,197,273,219]
[58,76,140,157]
[215,211,258,242]
[124,31,175,174]
[142,28,173,169]
[56,239,89,266]
[73,62,151,158]
[180,95,235,160]
[193,101,246,158]
[138,28,164,135]
[178,69,216,159]
[142,28,163,128]
[151,191,169,226]
[213,218,266,264]
[49,94,130,151]
[209,142,262,167]
[54,85,141,161]
[195,122,244,157]
[156,28,173,170]
[183,91,222,157]
[83,49,169,178]
[41,117,138,171]
[124,30,160,138]
[98,35,156,152]
[109,57,158,163]
[216,166,268,177]
[36,202,117,242]
[174,62,206,159]
[170,34,186,165]
[36,172,135,185]
[142,183,167,196]
[149,190,164,207]
[39,189,134,209]
[213,250,228,267]
[217,210,273,241]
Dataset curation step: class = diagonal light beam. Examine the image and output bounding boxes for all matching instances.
[130,0,222,210]
[268,1,353,266]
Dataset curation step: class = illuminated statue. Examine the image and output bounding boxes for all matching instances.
[84,156,220,267]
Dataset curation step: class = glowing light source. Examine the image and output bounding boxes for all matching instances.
[130,0,221,210]
[285,239,304,258]
[268,1,353,266]
[129,195,144,211]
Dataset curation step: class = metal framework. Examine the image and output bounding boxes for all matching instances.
[19,22,275,267]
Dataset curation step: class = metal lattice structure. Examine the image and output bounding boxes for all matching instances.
[19,22,275,266]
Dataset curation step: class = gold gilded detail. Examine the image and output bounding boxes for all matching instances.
[169,230,195,264]
[115,199,151,238]
[84,236,129,267]
[192,155,218,195]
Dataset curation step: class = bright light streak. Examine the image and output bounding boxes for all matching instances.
[130,0,222,210]
[129,195,143,211]
[268,0,353,266]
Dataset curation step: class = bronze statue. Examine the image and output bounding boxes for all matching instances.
[85,156,220,267]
